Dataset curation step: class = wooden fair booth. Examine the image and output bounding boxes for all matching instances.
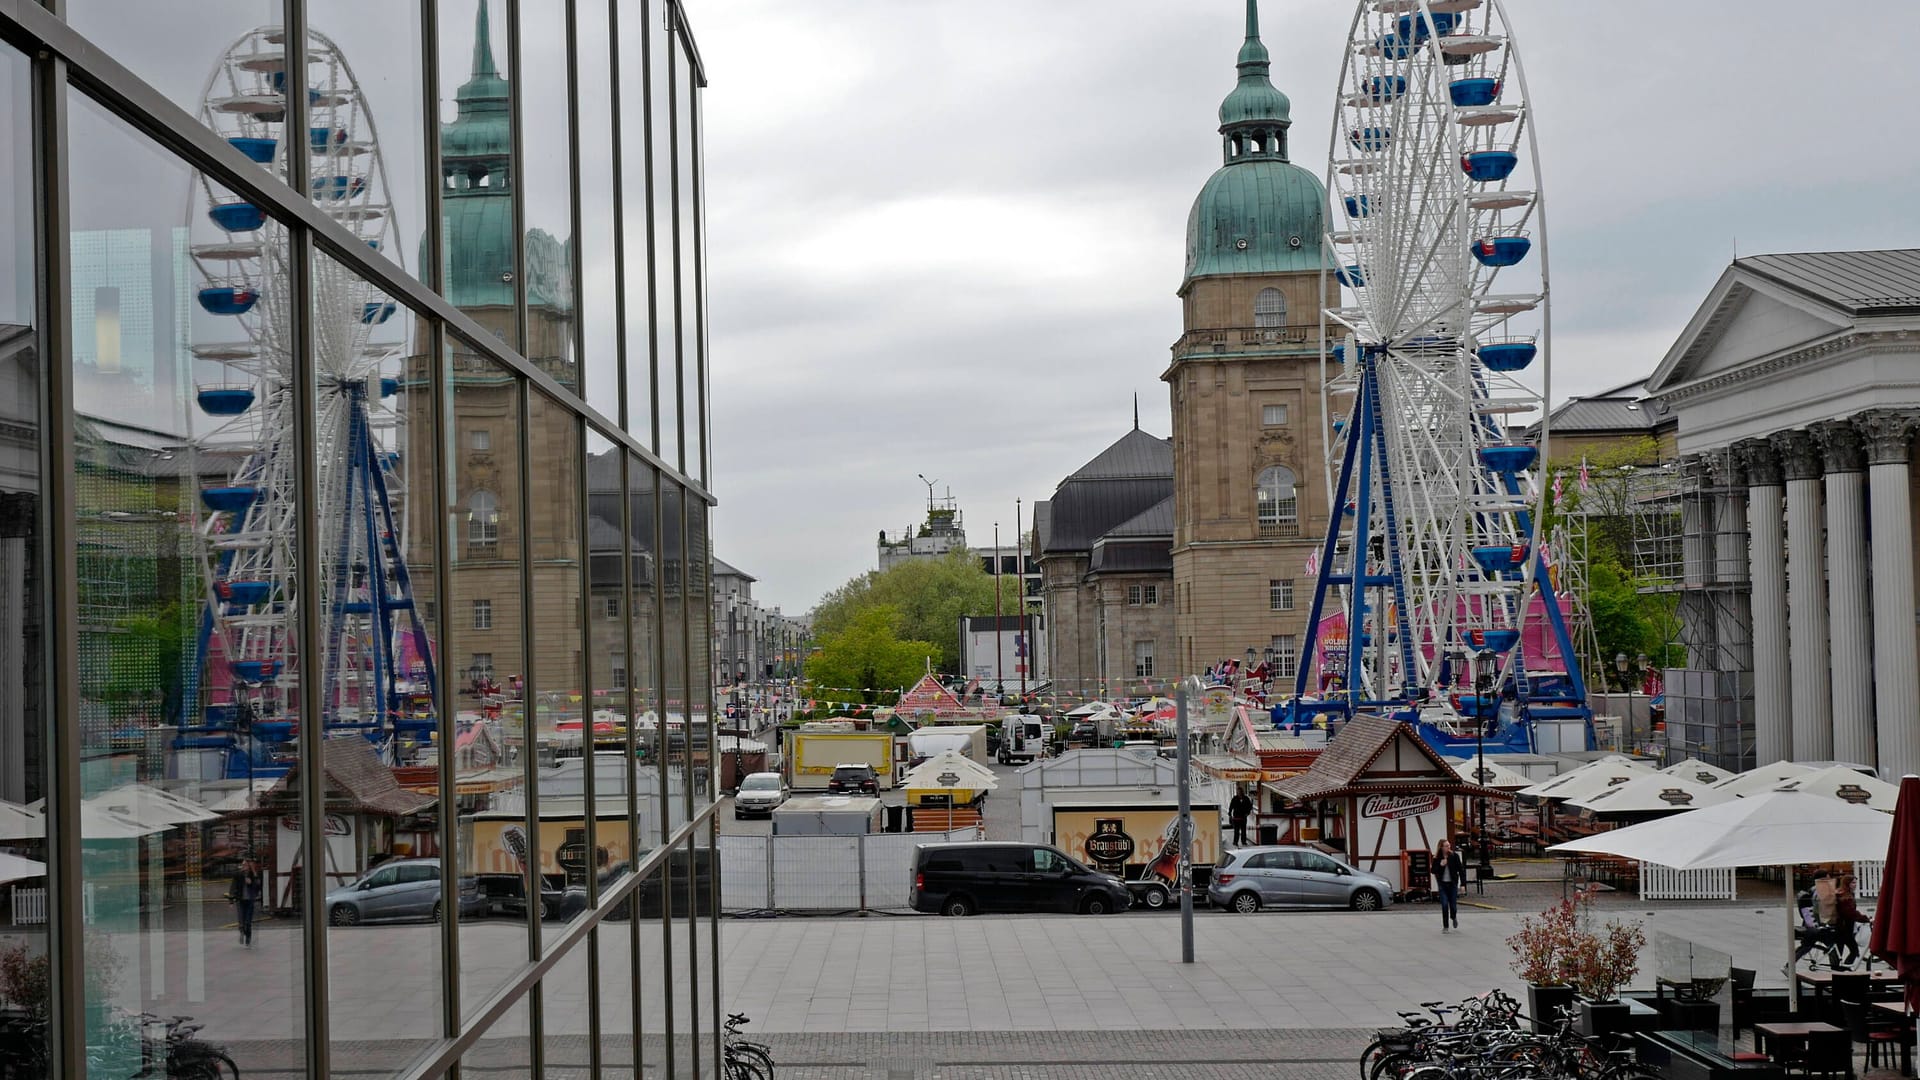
[1266,716,1508,895]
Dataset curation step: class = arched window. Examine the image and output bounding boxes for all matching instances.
[469,490,500,546]
[1254,287,1287,328]
[1256,465,1298,536]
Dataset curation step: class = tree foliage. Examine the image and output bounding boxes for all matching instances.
[804,606,939,704]
[810,552,1026,672]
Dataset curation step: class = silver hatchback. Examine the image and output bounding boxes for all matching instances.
[1206,845,1394,913]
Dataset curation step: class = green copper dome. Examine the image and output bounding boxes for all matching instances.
[1182,0,1325,286]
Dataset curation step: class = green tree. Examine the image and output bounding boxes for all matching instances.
[811,552,1027,672]
[804,606,939,704]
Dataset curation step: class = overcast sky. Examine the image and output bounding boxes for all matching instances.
[700,0,1920,614]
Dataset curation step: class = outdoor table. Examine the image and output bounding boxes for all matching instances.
[1872,1001,1916,1077]
[1753,1021,1851,1077]
[1636,1030,1787,1079]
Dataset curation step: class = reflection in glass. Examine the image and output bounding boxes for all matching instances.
[661,485,688,839]
[625,462,663,848]
[687,498,712,815]
[462,994,530,1078]
[311,253,443,1073]
[541,939,592,1078]
[696,823,721,1078]
[576,0,620,419]
[446,340,530,1016]
[675,31,705,484]
[437,0,519,349]
[0,42,47,1080]
[583,430,640,916]
[656,11,684,471]
[69,87,303,1077]
[309,0,429,283]
[519,0,579,394]
[597,917,637,1073]
[526,392,585,943]
[65,0,281,173]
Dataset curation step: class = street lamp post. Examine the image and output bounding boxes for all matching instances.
[1473,649,1494,895]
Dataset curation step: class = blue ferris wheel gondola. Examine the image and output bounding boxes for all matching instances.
[197,286,261,315]
[208,201,266,232]
[201,485,261,513]
[217,579,272,606]
[1343,195,1373,218]
[1336,264,1367,287]
[227,136,277,163]
[1461,151,1518,182]
[1449,78,1501,107]
[1476,341,1537,372]
[1472,235,1532,267]
[197,386,257,415]
[1477,444,1538,474]
[361,301,398,324]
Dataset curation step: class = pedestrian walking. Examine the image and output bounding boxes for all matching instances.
[1833,873,1872,968]
[227,857,264,948]
[1228,787,1253,845]
[1434,839,1464,933]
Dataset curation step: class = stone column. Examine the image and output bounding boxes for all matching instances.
[1771,429,1832,761]
[1815,421,1875,768]
[1707,453,1751,673]
[1860,410,1920,779]
[1738,440,1791,766]
[1678,457,1717,669]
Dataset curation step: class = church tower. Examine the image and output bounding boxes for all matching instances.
[1164,0,1335,680]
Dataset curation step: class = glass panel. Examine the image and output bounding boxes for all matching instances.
[309,252,442,1071]
[446,338,529,1017]
[597,918,637,1074]
[694,823,719,1078]
[66,0,282,170]
[0,42,48,1080]
[462,994,531,1078]
[69,87,306,1077]
[637,856,668,1053]
[617,0,668,448]
[674,31,702,483]
[657,22,684,472]
[575,0,620,421]
[526,392,584,944]
[520,0,579,394]
[583,430,638,904]
[660,484,688,839]
[671,835,697,1079]
[437,0,518,348]
[308,0,429,283]
[626,461,662,848]
[686,498,711,816]
[541,939,592,1079]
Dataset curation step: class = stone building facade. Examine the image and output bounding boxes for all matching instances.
[1163,1,1337,681]
[1645,249,1920,777]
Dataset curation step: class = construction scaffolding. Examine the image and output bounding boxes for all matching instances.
[1630,449,1755,771]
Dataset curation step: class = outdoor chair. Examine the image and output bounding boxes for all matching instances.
[1730,967,1794,1039]
[1843,999,1907,1072]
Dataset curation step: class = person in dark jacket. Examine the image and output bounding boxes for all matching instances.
[1434,839,1465,933]
[1833,873,1872,968]
[227,858,264,947]
[1228,788,1253,845]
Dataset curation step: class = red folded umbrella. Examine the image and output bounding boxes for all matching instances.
[1870,775,1920,1010]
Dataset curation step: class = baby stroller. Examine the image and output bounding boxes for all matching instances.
[1794,888,1865,971]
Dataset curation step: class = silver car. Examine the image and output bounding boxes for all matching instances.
[1206,845,1394,913]
[324,857,480,926]
[732,771,789,819]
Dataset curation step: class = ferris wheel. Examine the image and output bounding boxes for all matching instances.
[184,27,436,775]
[1289,0,1590,751]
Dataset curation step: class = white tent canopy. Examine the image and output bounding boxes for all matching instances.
[1549,790,1891,870]
[1658,757,1736,787]
[1766,765,1898,811]
[0,799,167,840]
[1449,756,1534,790]
[89,782,222,829]
[1066,701,1114,718]
[1711,760,1814,797]
[901,749,999,794]
[1517,756,1657,802]
[0,801,45,841]
[0,851,45,884]
[1566,772,1734,815]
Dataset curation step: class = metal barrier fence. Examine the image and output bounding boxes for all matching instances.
[718,828,983,912]
[1639,863,1736,901]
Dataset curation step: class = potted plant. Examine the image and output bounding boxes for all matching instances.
[1571,914,1647,1040]
[1507,895,1580,1033]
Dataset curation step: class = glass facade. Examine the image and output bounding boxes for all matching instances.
[0,0,718,1076]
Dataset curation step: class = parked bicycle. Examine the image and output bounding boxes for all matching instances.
[723,1012,774,1080]
[1365,994,1655,1080]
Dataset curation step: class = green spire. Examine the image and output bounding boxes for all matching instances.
[1216,0,1292,159]
[471,0,498,80]
[1237,0,1270,73]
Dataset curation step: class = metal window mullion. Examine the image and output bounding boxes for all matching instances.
[620,452,642,1078]
[514,380,543,1080]
[30,44,84,1080]
[638,0,661,455]
[563,0,588,401]
[604,0,629,433]
[653,470,673,1080]
[282,1,334,1075]
[420,0,445,297]
[678,494,698,1080]
[506,0,527,358]
[573,411,601,1078]
[666,25,684,475]
[429,315,463,1044]
[689,77,708,486]
[708,811,721,1080]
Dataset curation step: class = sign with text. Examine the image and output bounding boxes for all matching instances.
[1359,793,1443,821]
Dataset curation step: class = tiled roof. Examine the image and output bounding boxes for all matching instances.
[1269,716,1497,802]
[1737,249,1920,316]
[1068,428,1173,481]
[1101,495,1174,539]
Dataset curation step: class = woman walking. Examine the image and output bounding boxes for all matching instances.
[228,857,263,948]
[1434,839,1465,934]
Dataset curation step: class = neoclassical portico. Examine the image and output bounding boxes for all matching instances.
[1646,249,1920,777]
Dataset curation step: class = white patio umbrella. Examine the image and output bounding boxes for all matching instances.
[1711,760,1814,797]
[1657,756,1736,787]
[1565,771,1733,815]
[1766,765,1899,811]
[900,749,999,794]
[1517,756,1657,802]
[0,799,166,840]
[0,851,46,884]
[1551,790,1893,1008]
[1066,701,1114,718]
[89,782,221,828]
[1449,756,1533,790]
[0,801,45,841]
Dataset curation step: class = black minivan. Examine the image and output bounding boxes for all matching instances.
[910,842,1133,916]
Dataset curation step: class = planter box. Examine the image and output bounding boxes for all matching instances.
[1578,998,1632,1040]
[1527,983,1577,1034]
